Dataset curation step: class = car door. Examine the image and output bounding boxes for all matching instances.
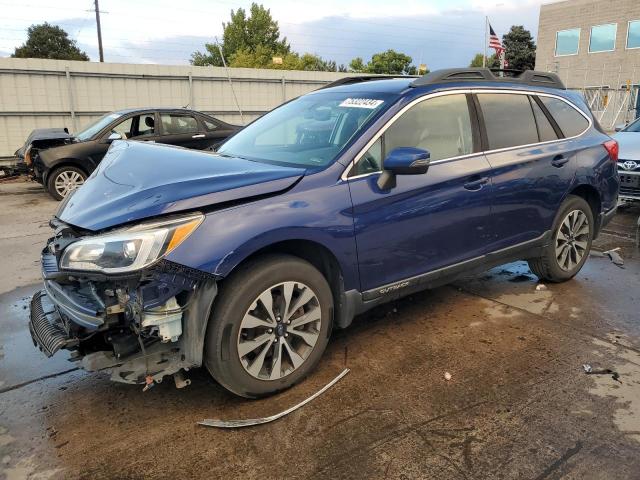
[157,112,208,149]
[476,92,583,251]
[127,112,161,144]
[89,115,139,168]
[347,93,494,292]
[198,115,238,150]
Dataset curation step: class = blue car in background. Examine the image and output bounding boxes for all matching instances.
[29,68,619,398]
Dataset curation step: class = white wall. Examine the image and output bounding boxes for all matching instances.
[0,58,354,159]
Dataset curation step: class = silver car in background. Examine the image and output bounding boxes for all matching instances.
[614,117,640,201]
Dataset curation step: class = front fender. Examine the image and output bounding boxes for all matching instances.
[164,176,360,291]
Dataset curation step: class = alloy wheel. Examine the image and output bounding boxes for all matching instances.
[54,170,84,198]
[555,209,590,271]
[237,281,322,381]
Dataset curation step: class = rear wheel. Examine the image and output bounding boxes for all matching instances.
[204,254,333,398]
[528,195,594,282]
[46,166,87,200]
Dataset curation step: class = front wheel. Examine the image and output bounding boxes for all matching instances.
[46,166,87,201]
[204,254,333,398]
[528,195,594,283]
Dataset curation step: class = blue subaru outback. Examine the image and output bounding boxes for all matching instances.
[29,68,619,397]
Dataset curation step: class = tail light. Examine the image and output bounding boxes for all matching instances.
[603,139,619,163]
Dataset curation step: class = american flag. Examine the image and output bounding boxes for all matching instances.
[488,23,509,68]
[489,24,504,53]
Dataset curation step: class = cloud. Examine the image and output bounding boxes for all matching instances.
[0,0,543,68]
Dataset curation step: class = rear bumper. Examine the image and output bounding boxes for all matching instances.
[28,290,77,357]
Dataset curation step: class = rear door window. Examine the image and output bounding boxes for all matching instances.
[160,114,199,135]
[477,93,538,150]
[538,97,590,138]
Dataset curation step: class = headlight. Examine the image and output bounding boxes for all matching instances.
[60,214,203,273]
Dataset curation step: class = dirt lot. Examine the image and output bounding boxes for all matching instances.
[1,179,639,480]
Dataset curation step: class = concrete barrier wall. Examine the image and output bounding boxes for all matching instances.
[0,58,354,159]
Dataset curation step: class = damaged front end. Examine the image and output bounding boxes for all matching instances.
[28,214,218,389]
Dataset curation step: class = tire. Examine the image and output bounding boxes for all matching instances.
[204,254,333,398]
[528,195,594,283]
[46,166,87,201]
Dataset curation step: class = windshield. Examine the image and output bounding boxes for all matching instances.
[75,113,122,141]
[218,92,394,168]
[623,117,640,133]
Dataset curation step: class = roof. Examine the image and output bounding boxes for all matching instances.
[111,107,196,115]
[314,69,566,98]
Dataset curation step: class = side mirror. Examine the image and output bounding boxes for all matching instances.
[614,124,626,132]
[107,132,123,142]
[377,147,430,190]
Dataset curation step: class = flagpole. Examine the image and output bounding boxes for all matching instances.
[483,16,488,68]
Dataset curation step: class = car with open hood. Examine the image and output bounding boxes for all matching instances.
[28,68,619,398]
[22,107,239,200]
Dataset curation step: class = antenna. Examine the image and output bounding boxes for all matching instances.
[216,37,244,124]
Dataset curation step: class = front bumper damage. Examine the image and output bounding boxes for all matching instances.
[28,235,218,388]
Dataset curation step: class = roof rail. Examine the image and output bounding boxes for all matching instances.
[410,68,565,90]
[319,75,417,90]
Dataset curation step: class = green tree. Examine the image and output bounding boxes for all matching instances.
[191,3,290,67]
[349,50,417,75]
[502,25,536,71]
[12,23,89,61]
[469,52,499,68]
[349,57,366,73]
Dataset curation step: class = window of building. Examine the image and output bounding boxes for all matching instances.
[477,94,539,150]
[555,28,580,56]
[589,23,617,53]
[627,20,640,49]
[539,97,590,138]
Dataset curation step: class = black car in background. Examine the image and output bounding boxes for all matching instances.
[23,108,240,200]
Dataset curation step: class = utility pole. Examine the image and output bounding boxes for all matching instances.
[95,0,104,62]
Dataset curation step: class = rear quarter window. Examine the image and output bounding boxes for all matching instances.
[539,96,590,138]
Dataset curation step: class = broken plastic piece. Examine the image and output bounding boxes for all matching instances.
[199,368,350,428]
[444,372,452,381]
[603,248,624,268]
[582,364,621,383]
[535,284,547,291]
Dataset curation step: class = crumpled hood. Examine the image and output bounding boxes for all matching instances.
[15,128,73,157]
[58,141,305,231]
[613,132,640,160]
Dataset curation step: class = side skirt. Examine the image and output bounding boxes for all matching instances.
[337,231,551,328]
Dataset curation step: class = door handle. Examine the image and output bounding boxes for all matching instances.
[463,177,489,191]
[551,155,570,167]
[192,134,206,139]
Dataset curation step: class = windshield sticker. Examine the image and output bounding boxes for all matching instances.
[339,98,384,109]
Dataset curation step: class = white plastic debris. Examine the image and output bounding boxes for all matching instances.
[535,284,547,291]
[603,248,624,268]
[199,369,350,428]
[444,372,452,381]
[583,364,593,373]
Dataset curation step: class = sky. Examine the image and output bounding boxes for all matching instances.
[0,0,546,70]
